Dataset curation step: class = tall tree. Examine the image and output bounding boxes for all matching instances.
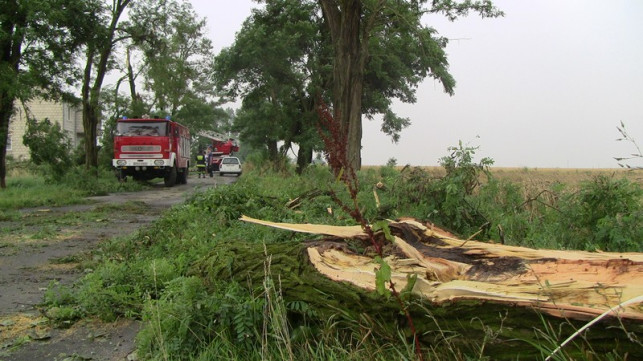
[80,0,132,169]
[126,0,220,132]
[213,0,323,169]
[0,0,97,188]
[319,0,503,171]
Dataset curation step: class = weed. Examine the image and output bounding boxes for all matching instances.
[316,101,424,360]
[30,225,58,240]
[50,254,82,264]
[43,281,84,328]
[0,210,21,222]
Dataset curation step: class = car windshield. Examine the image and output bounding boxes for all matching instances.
[222,158,239,164]
[116,122,167,136]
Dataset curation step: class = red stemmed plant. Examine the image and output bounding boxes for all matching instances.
[316,99,424,361]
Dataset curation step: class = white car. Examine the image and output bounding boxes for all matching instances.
[219,156,242,176]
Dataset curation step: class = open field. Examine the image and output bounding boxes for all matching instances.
[386,166,643,187]
[489,167,641,185]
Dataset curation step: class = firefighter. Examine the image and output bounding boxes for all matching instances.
[205,146,214,177]
[196,150,206,178]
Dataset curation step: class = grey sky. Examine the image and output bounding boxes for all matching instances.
[192,0,643,168]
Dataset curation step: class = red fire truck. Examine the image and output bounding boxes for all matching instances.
[113,116,191,187]
[199,131,240,177]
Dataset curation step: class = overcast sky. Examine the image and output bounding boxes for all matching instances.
[191,0,643,169]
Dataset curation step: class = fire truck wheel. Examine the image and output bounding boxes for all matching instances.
[164,166,177,187]
[179,167,188,184]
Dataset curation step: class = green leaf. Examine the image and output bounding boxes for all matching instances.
[374,256,391,297]
[372,220,394,242]
[400,274,417,301]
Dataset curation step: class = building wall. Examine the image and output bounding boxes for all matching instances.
[6,99,83,161]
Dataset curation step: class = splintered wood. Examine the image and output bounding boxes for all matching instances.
[240,215,643,321]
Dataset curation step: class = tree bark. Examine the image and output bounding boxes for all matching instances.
[320,0,365,171]
[0,0,23,189]
[197,216,643,359]
[81,46,98,169]
[296,143,313,174]
[0,99,13,189]
[266,139,279,164]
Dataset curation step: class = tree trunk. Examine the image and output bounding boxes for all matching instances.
[199,216,643,359]
[320,0,364,171]
[81,0,131,169]
[296,142,313,174]
[126,47,145,116]
[266,139,279,163]
[0,1,22,189]
[82,100,99,169]
[0,84,16,189]
[0,101,12,189]
[81,46,98,169]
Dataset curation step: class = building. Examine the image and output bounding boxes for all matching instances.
[6,99,84,161]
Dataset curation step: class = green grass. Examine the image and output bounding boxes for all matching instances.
[1,167,148,211]
[36,164,642,361]
[1,176,89,209]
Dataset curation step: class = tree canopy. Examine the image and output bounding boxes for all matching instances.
[213,0,323,171]
[319,0,503,171]
[214,0,502,172]
[75,0,224,169]
[126,0,221,131]
[0,0,99,188]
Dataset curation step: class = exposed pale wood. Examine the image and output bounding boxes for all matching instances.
[241,215,643,321]
[239,215,365,238]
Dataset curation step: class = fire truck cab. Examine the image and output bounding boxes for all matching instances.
[112,117,191,187]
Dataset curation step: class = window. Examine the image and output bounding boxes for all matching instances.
[5,132,11,150]
[222,157,239,165]
[116,122,167,136]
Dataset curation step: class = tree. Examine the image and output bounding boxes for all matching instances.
[80,0,132,170]
[319,0,503,171]
[213,0,323,170]
[126,0,221,133]
[0,0,97,188]
[217,1,501,173]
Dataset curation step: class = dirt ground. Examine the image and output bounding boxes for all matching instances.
[0,174,235,361]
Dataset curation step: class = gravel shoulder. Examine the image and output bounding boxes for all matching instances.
[0,175,231,361]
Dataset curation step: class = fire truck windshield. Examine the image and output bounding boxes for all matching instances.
[116,122,167,136]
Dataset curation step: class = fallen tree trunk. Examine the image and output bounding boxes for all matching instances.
[240,215,643,322]
[193,216,643,359]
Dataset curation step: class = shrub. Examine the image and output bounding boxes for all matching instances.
[22,117,73,182]
[428,141,494,236]
[557,175,642,251]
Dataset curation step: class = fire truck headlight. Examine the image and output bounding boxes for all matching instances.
[154,160,164,166]
[117,160,126,166]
